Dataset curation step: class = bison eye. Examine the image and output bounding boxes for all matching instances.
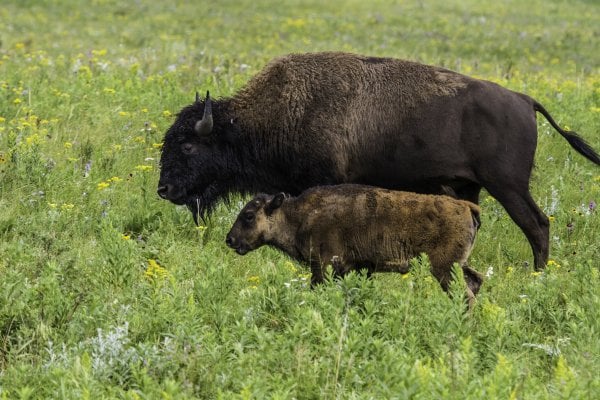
[181,142,195,154]
[243,212,255,223]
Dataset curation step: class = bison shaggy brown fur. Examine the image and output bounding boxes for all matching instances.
[226,184,484,306]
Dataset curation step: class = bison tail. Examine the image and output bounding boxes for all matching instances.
[534,102,600,165]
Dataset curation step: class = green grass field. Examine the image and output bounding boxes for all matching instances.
[1,0,599,398]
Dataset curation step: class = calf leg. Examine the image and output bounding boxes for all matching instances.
[310,250,349,287]
[462,265,484,309]
[486,186,549,270]
[309,259,324,288]
[462,265,484,297]
[381,260,411,274]
[430,263,483,310]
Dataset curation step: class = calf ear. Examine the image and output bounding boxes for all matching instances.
[265,192,285,214]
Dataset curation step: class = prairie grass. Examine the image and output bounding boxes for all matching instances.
[1,0,599,398]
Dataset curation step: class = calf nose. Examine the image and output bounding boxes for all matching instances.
[157,184,173,199]
[225,235,236,248]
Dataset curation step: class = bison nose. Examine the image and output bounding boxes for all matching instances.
[158,184,187,203]
[157,184,172,199]
[225,235,236,248]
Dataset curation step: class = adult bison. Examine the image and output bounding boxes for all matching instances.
[157,52,600,270]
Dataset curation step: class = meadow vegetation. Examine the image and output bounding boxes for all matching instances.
[1,0,599,398]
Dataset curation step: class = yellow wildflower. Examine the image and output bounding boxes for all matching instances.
[25,134,41,146]
[64,142,73,149]
[247,276,260,285]
[61,203,75,211]
[0,117,5,123]
[76,65,92,78]
[118,111,130,117]
[134,165,153,172]
[121,234,131,240]
[162,110,172,117]
[285,18,307,28]
[133,136,145,143]
[112,144,122,151]
[146,259,168,279]
[108,176,122,183]
[13,98,22,104]
[91,49,107,57]
[97,181,110,190]
[547,259,561,268]
[152,142,163,149]
[285,261,297,273]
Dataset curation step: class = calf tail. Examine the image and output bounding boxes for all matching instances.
[534,101,600,165]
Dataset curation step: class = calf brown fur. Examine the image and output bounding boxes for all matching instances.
[226,184,484,306]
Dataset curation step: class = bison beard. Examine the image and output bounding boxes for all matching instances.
[158,52,600,270]
[185,183,229,225]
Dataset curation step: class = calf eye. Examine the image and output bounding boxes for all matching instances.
[181,143,195,154]
[243,212,255,223]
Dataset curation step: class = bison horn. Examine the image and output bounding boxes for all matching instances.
[195,91,200,103]
[194,91,213,137]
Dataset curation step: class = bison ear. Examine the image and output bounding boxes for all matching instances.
[265,192,286,215]
[194,91,213,137]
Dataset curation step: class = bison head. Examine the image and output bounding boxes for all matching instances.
[225,193,285,255]
[157,92,241,223]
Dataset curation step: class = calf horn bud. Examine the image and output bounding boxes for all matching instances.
[194,91,213,137]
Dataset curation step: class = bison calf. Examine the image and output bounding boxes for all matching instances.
[226,184,483,306]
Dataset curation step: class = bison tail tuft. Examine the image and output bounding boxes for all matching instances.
[534,101,600,165]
